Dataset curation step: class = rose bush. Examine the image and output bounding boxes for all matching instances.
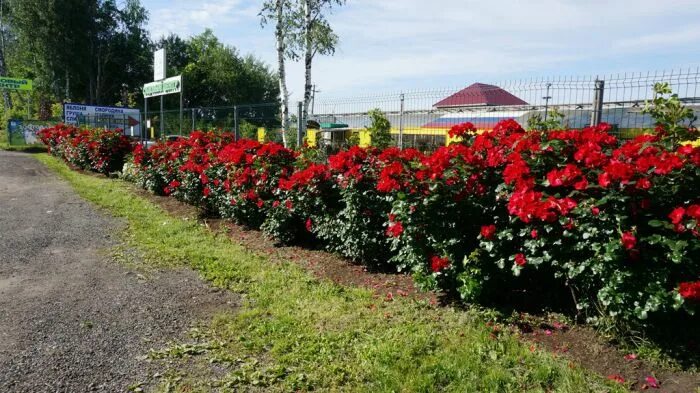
[40,115,700,328]
[38,124,132,174]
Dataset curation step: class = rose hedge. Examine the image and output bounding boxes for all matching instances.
[38,124,132,174]
[40,121,700,326]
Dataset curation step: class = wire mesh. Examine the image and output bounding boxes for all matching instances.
[311,67,700,150]
[68,67,700,151]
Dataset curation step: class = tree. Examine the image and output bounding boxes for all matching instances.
[260,0,294,147]
[0,0,12,109]
[366,108,392,148]
[294,0,344,132]
[10,0,151,105]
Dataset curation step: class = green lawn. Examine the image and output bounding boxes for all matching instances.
[36,153,625,392]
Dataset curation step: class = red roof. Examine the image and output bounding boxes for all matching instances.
[434,83,528,108]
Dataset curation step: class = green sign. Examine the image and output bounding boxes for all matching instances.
[143,75,181,98]
[0,77,33,91]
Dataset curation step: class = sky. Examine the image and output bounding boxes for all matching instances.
[141,0,700,102]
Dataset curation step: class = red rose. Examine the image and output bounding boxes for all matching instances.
[679,281,700,301]
[386,222,404,238]
[636,177,652,190]
[430,255,450,272]
[530,229,538,239]
[669,207,686,225]
[591,206,600,216]
[305,218,313,232]
[621,231,636,250]
[687,204,700,220]
[481,224,497,240]
[514,253,527,266]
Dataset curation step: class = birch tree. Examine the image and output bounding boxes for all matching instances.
[296,0,344,130]
[261,0,294,147]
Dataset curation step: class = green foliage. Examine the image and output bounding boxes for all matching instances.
[643,82,698,143]
[366,108,392,148]
[157,30,278,109]
[527,107,566,131]
[10,0,151,105]
[37,153,624,392]
[239,120,258,140]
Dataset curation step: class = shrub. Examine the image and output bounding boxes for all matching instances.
[43,92,700,329]
[38,124,132,174]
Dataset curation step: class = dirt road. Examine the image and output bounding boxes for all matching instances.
[0,151,236,392]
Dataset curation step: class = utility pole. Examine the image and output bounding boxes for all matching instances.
[543,83,552,123]
[311,84,320,116]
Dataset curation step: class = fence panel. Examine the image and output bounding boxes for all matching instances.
[311,67,700,151]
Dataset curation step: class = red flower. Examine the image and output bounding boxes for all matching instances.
[644,376,660,389]
[669,207,686,225]
[514,253,527,266]
[448,122,476,139]
[679,281,700,301]
[530,229,538,239]
[305,218,313,232]
[636,177,652,190]
[386,222,404,238]
[203,187,211,197]
[480,224,497,240]
[687,204,700,220]
[621,231,636,250]
[546,164,582,187]
[591,206,600,216]
[430,255,450,272]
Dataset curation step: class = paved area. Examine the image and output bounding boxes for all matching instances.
[0,151,236,392]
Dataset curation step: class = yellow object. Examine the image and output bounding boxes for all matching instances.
[358,130,372,148]
[257,127,266,143]
[446,131,462,146]
[307,130,317,147]
[150,127,154,140]
[683,138,700,148]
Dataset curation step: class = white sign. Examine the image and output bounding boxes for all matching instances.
[154,48,166,81]
[63,103,141,136]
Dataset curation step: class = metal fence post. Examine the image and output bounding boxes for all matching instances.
[191,108,195,133]
[591,79,605,126]
[160,95,164,139]
[233,105,239,140]
[297,101,304,148]
[398,93,405,149]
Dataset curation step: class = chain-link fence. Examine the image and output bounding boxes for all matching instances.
[311,68,700,151]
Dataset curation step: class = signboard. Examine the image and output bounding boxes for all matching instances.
[143,75,182,98]
[7,119,48,145]
[63,103,141,136]
[154,48,166,81]
[0,77,33,91]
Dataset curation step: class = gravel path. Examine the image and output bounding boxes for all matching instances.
[0,151,237,392]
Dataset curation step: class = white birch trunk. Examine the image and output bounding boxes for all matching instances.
[302,0,313,136]
[275,0,289,147]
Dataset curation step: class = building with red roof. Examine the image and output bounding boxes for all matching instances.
[433,83,528,108]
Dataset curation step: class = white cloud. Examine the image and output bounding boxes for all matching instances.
[148,0,247,39]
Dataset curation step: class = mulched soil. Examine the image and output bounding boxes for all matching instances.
[128,183,700,392]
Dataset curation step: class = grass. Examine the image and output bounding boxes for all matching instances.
[36,153,626,393]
